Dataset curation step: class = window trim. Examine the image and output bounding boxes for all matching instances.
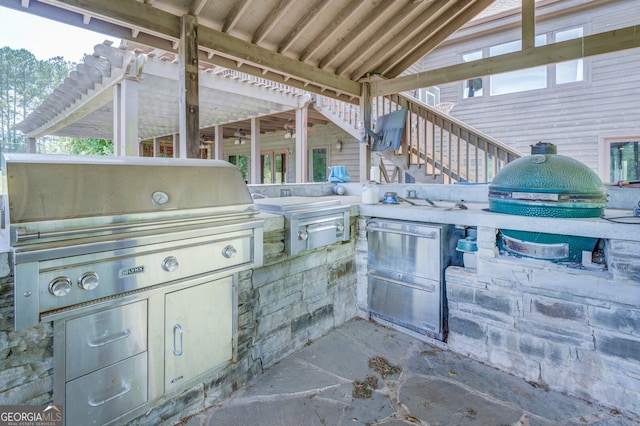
[459,25,587,100]
[600,135,640,183]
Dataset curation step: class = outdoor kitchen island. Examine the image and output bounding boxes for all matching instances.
[1,185,639,423]
[357,193,640,418]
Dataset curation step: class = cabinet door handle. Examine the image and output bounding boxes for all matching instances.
[88,383,131,407]
[367,273,436,292]
[173,324,183,356]
[87,329,131,348]
[366,225,437,239]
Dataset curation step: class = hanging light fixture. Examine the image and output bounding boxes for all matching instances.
[283,119,295,139]
[234,128,247,145]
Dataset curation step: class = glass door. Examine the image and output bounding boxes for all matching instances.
[309,147,328,182]
[261,150,286,183]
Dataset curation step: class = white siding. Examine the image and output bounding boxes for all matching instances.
[222,122,360,183]
[421,0,640,179]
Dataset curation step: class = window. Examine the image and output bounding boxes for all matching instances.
[309,148,327,182]
[555,28,583,84]
[418,87,441,106]
[228,155,249,182]
[462,51,483,98]
[605,138,640,184]
[461,27,584,98]
[489,36,547,96]
[261,150,287,184]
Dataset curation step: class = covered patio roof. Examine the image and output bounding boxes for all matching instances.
[15,40,322,140]
[1,0,499,104]
[3,0,639,154]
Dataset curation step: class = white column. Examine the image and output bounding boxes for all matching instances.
[172,133,180,158]
[214,125,223,160]
[250,118,261,184]
[112,79,140,157]
[295,105,309,183]
[359,82,371,182]
[153,137,161,157]
[28,137,37,153]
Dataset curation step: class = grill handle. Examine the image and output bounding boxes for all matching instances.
[366,225,437,239]
[11,211,256,243]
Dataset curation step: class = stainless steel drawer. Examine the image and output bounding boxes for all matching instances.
[367,273,443,338]
[367,220,442,281]
[65,300,147,381]
[66,352,148,426]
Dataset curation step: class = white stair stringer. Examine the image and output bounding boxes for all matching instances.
[312,103,362,140]
[375,151,442,184]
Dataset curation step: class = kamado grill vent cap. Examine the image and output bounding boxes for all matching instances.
[488,142,606,218]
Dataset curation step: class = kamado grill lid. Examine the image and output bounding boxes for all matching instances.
[489,142,606,218]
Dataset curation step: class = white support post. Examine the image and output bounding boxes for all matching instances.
[214,125,223,160]
[172,133,180,158]
[153,137,161,157]
[112,79,140,157]
[250,118,261,184]
[295,105,309,183]
[359,82,372,182]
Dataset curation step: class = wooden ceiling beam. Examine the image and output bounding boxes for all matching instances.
[372,24,640,97]
[348,0,451,81]
[335,0,422,77]
[298,0,366,62]
[251,0,294,45]
[277,0,329,54]
[37,0,360,98]
[317,0,394,70]
[383,0,496,78]
[221,0,250,33]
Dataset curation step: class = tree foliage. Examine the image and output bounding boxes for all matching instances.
[40,136,113,156]
[0,46,76,153]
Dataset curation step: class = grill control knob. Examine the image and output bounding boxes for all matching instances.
[222,245,237,258]
[336,223,345,232]
[298,229,309,241]
[49,277,72,297]
[162,256,179,272]
[78,272,99,290]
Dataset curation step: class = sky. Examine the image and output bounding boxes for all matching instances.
[0,6,120,62]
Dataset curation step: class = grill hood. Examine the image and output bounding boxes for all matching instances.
[488,142,606,218]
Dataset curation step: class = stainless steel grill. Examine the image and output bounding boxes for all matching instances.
[2,153,264,330]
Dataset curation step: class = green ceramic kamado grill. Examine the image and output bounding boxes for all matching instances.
[488,142,606,262]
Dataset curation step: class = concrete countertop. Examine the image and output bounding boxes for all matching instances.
[328,195,640,242]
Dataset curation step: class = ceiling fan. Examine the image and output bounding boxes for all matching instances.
[234,128,249,145]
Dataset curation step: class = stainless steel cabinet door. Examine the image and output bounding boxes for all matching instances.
[164,276,234,392]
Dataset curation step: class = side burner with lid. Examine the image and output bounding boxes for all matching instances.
[253,196,350,256]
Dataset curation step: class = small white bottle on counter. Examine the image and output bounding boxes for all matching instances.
[362,181,379,204]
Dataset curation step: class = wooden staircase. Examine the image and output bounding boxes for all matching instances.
[215,69,522,183]
[314,93,523,184]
